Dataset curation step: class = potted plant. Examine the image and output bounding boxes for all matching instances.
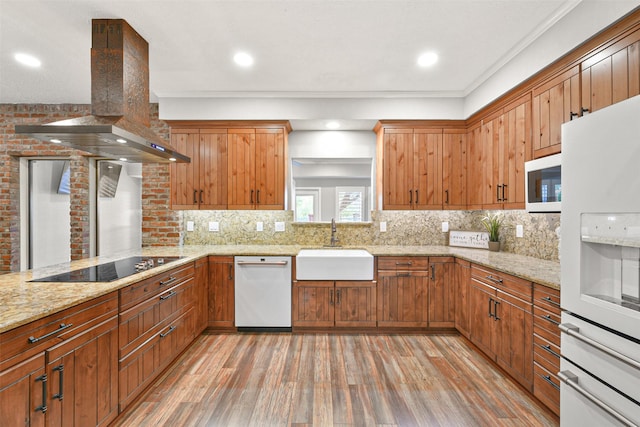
[481,212,503,252]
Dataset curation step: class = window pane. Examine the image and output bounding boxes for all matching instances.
[337,189,363,222]
[296,195,315,222]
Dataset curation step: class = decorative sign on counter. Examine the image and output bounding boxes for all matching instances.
[449,230,490,249]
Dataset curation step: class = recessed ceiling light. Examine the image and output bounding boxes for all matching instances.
[234,52,254,67]
[326,121,340,130]
[169,158,177,162]
[50,139,62,144]
[116,138,127,144]
[417,52,438,67]
[15,53,41,68]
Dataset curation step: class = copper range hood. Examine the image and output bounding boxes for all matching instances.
[16,19,190,163]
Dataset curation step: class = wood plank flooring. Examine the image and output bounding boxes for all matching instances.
[112,333,559,426]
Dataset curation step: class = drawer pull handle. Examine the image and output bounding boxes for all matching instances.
[541,296,561,307]
[486,275,503,284]
[160,291,177,301]
[160,325,177,338]
[544,314,560,325]
[539,343,561,359]
[397,272,412,277]
[395,261,413,266]
[559,370,636,426]
[35,373,48,413]
[160,276,177,286]
[28,323,73,344]
[539,373,560,391]
[52,365,64,401]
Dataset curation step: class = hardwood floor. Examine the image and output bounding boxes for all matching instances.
[112,333,559,426]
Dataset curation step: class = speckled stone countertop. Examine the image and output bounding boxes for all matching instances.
[0,245,559,334]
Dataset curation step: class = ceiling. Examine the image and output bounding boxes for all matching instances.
[0,0,621,129]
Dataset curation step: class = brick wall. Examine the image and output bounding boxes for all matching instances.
[0,103,179,273]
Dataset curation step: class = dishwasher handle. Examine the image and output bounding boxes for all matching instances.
[236,260,289,266]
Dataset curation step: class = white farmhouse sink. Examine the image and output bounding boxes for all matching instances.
[296,249,374,281]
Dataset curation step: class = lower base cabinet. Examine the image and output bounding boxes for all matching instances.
[0,353,46,427]
[208,256,235,330]
[454,259,471,338]
[292,281,376,328]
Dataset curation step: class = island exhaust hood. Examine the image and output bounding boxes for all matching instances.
[16,19,190,163]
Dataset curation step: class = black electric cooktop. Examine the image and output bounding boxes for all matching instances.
[29,256,182,283]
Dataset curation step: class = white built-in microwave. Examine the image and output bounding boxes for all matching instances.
[525,153,561,212]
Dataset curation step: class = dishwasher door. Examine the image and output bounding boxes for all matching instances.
[234,256,292,329]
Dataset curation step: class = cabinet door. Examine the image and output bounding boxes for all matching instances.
[502,97,529,209]
[466,123,484,209]
[482,112,505,209]
[170,129,200,209]
[334,281,377,328]
[292,281,335,327]
[227,128,256,209]
[454,259,471,338]
[494,290,534,391]
[208,256,235,329]
[382,129,414,210]
[46,316,119,427]
[469,279,496,359]
[377,270,428,328]
[194,257,209,333]
[413,129,443,209]
[442,130,467,210]
[199,130,228,209]
[255,128,285,209]
[428,258,455,328]
[0,353,46,427]
[532,66,580,158]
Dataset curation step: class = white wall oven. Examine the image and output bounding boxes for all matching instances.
[560,96,640,426]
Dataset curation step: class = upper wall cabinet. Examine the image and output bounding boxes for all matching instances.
[170,129,228,210]
[532,66,580,159]
[376,123,466,211]
[168,121,290,211]
[228,128,286,210]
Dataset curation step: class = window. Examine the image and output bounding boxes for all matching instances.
[336,187,364,222]
[295,188,320,222]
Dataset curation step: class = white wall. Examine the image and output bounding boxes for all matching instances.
[29,160,70,269]
[97,161,142,257]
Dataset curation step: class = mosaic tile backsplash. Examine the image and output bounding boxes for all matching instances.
[182,210,560,262]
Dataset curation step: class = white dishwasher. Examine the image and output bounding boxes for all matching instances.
[234,256,292,330]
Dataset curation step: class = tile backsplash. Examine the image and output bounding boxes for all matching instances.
[182,210,560,262]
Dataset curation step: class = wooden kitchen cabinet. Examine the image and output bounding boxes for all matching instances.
[228,128,286,210]
[477,95,529,209]
[170,128,228,210]
[0,353,46,427]
[469,264,533,391]
[442,129,467,209]
[208,256,235,330]
[194,257,209,333]
[428,257,455,328]
[377,257,429,328]
[532,284,561,416]
[0,292,119,427]
[292,280,376,328]
[454,258,471,338]
[532,66,581,158]
[118,262,199,410]
[466,122,484,209]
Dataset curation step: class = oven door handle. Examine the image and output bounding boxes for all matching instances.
[560,323,640,371]
[236,261,289,266]
[558,370,638,427]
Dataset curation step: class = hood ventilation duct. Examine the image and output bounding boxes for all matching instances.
[16,19,190,163]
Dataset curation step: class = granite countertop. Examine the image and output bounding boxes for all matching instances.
[0,245,559,334]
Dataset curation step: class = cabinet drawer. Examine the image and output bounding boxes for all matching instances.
[533,284,560,314]
[377,256,429,271]
[471,264,532,302]
[533,362,560,416]
[120,263,194,311]
[533,306,561,343]
[119,278,195,358]
[533,334,560,371]
[0,292,118,371]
